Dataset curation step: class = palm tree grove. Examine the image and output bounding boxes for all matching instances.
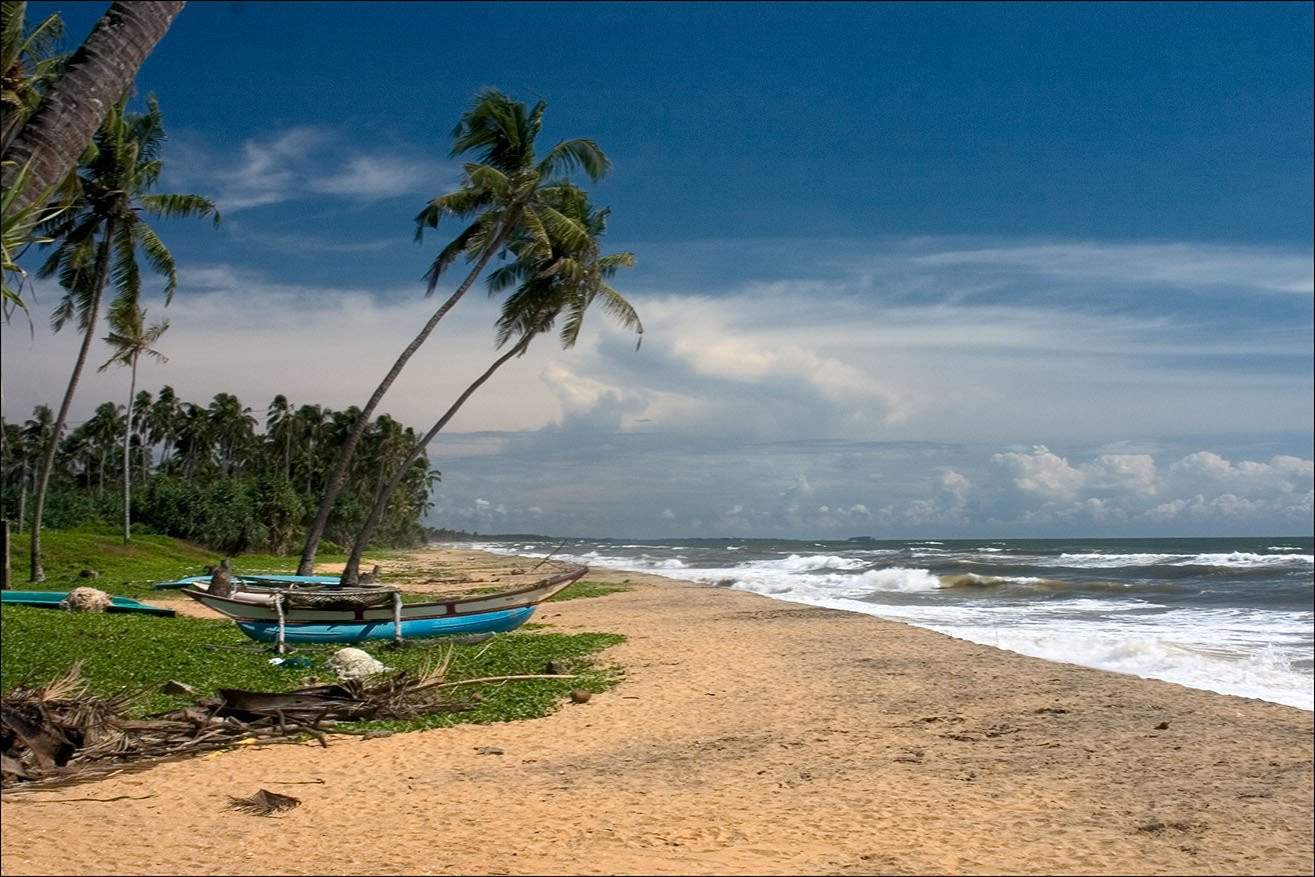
[0,2,640,584]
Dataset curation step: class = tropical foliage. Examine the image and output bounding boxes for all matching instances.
[296,87,615,576]
[339,186,641,582]
[0,388,435,555]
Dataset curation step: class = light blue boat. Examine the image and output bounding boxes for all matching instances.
[175,566,587,648]
[233,605,541,644]
[155,573,342,590]
[1,590,177,617]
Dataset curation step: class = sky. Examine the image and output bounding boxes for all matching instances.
[3,1,1312,540]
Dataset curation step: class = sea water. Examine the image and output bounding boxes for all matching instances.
[463,535,1314,712]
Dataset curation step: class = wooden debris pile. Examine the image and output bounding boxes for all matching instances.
[0,657,481,791]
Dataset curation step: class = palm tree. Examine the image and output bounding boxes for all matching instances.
[296,87,612,575]
[207,392,256,476]
[289,403,328,495]
[97,296,168,542]
[13,404,52,531]
[80,400,123,495]
[265,394,294,479]
[25,94,218,581]
[130,388,153,478]
[146,383,180,467]
[2,1,185,214]
[338,189,641,583]
[171,402,211,477]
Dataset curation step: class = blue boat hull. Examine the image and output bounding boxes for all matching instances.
[1,590,177,617]
[234,605,540,644]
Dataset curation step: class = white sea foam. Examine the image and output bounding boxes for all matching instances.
[464,538,1313,711]
[1055,551,1313,569]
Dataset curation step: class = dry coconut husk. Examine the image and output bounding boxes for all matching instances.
[59,588,112,613]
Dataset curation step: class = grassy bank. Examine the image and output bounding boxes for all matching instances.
[1,528,629,732]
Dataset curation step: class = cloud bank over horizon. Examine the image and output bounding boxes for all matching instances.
[5,234,1309,539]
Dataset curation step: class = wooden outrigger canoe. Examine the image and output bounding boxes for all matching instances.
[174,565,587,650]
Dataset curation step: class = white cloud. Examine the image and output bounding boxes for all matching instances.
[170,126,450,212]
[992,445,1086,501]
[915,241,1314,295]
[309,155,436,200]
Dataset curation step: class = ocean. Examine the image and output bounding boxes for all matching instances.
[464,535,1314,712]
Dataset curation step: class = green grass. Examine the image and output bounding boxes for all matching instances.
[1,529,630,732]
[6,524,350,598]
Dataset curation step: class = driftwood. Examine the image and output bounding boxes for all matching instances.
[0,652,542,792]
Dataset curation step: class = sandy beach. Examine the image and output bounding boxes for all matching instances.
[1,546,1311,876]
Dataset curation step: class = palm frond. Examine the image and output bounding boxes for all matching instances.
[226,789,301,816]
[539,138,611,181]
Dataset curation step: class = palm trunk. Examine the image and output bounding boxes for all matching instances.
[18,464,28,532]
[29,226,114,581]
[341,334,532,584]
[2,2,186,212]
[122,355,138,543]
[296,225,514,576]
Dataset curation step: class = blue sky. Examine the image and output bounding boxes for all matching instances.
[4,1,1312,539]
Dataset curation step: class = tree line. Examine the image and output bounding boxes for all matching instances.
[3,2,642,584]
[0,387,434,555]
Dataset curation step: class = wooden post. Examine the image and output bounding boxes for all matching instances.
[1,519,10,590]
[392,591,403,648]
[275,594,288,655]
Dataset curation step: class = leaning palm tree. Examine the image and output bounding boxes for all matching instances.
[337,189,641,584]
[25,94,217,581]
[97,296,168,542]
[2,1,186,213]
[296,87,612,575]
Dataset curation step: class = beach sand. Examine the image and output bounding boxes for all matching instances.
[1,547,1311,876]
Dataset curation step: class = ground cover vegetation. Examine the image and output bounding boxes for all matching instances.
[2,529,630,784]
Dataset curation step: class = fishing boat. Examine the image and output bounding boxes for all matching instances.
[0,590,177,617]
[175,565,587,650]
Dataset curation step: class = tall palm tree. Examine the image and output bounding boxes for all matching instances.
[97,296,168,542]
[296,87,611,575]
[338,190,641,583]
[25,94,217,581]
[2,1,185,214]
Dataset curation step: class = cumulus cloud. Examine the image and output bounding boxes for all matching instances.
[992,445,1086,501]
